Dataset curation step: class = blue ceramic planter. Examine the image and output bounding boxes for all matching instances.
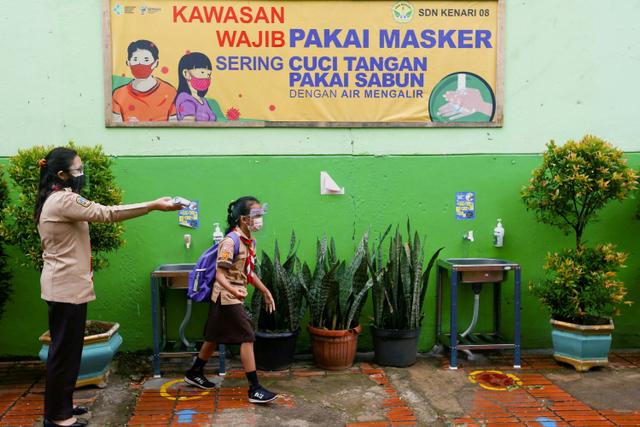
[550,318,614,372]
[39,321,122,388]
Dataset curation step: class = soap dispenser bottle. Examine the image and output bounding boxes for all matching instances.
[213,223,223,244]
[493,219,504,247]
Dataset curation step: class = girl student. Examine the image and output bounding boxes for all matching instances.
[35,147,182,427]
[174,52,217,122]
[184,197,278,404]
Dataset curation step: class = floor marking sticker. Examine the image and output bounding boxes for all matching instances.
[160,379,211,401]
[468,370,522,391]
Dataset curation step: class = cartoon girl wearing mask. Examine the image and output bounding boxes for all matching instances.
[174,52,217,122]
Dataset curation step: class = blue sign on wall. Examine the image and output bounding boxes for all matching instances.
[455,192,475,220]
[179,200,199,229]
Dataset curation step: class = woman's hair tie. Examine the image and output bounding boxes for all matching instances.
[38,158,47,168]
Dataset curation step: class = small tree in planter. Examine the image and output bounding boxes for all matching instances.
[0,165,14,324]
[0,143,128,385]
[368,220,443,367]
[0,143,127,271]
[250,231,307,371]
[521,135,638,371]
[299,228,372,370]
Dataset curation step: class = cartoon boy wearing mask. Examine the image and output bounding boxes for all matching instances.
[112,40,177,122]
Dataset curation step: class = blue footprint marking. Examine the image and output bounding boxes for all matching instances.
[536,417,557,427]
[177,409,197,423]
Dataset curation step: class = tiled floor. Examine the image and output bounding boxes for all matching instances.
[443,352,640,427]
[0,361,97,426]
[0,351,639,426]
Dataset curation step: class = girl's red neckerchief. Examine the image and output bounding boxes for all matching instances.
[234,228,255,286]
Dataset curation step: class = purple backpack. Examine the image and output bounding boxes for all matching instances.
[188,232,241,302]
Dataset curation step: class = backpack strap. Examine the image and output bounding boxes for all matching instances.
[228,232,241,262]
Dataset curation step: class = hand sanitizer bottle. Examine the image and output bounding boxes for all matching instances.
[493,219,504,247]
[213,223,224,244]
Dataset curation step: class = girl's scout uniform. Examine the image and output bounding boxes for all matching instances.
[38,187,149,422]
[204,227,256,344]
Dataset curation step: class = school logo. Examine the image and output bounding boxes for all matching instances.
[392,1,415,23]
[113,4,124,15]
[219,252,229,262]
[76,197,92,208]
[140,5,148,15]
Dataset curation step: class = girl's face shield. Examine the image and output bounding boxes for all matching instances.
[246,203,267,237]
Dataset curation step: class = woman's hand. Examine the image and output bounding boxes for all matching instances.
[263,290,275,313]
[148,197,184,212]
[232,286,248,301]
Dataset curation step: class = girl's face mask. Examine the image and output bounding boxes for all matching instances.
[249,217,263,232]
[188,70,211,91]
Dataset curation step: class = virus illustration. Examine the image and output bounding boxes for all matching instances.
[226,108,241,121]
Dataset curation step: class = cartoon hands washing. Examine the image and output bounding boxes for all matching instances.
[437,87,493,120]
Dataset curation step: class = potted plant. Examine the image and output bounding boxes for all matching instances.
[250,231,307,371]
[368,221,443,367]
[300,228,372,370]
[521,135,639,371]
[0,143,130,384]
[38,321,123,388]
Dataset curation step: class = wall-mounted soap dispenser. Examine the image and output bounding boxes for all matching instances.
[213,223,224,244]
[493,219,504,247]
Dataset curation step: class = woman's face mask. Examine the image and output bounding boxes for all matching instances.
[70,171,86,193]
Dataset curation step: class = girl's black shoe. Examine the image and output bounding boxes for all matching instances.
[73,407,89,415]
[43,419,88,427]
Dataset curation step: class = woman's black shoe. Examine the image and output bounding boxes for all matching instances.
[72,407,89,415]
[44,418,88,427]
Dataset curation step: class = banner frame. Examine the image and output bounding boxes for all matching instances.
[102,0,505,128]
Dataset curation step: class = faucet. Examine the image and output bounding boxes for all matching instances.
[184,234,191,249]
[463,231,474,242]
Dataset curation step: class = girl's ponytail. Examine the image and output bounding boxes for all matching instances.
[225,200,238,235]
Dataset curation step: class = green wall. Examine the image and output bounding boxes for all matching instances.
[1,154,638,356]
[0,0,639,356]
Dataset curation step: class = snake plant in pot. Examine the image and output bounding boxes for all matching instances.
[251,231,307,371]
[300,227,372,370]
[368,221,443,367]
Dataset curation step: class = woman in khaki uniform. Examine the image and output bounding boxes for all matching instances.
[183,197,278,404]
[34,147,182,427]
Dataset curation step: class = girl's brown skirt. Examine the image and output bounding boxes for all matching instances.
[204,296,255,344]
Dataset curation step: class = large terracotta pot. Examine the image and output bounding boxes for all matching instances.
[550,318,614,372]
[307,323,361,370]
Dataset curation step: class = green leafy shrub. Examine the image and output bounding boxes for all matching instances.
[0,165,13,323]
[0,142,127,271]
[521,136,638,325]
[300,228,371,331]
[251,231,306,332]
[369,220,443,330]
[521,135,638,249]
[530,245,630,324]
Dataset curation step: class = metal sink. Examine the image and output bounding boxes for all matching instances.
[437,258,520,283]
[151,263,195,288]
